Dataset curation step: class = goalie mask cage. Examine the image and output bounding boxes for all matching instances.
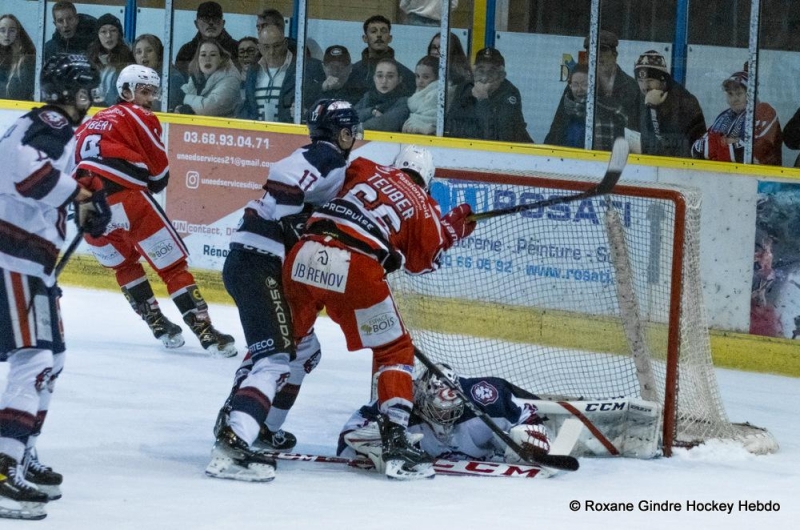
[390,168,777,457]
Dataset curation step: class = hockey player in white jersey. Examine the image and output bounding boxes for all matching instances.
[207,99,363,482]
[339,363,552,466]
[0,54,109,520]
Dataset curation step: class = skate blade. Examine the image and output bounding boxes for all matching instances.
[384,460,435,480]
[0,498,48,520]
[160,333,185,349]
[205,455,275,482]
[206,343,238,358]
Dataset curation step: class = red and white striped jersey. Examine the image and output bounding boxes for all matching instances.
[306,156,449,274]
[74,102,168,191]
[0,106,81,285]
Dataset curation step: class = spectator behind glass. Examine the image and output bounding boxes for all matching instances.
[175,2,238,76]
[783,106,800,166]
[402,55,440,135]
[0,14,36,101]
[581,30,640,151]
[445,47,533,143]
[545,63,589,148]
[354,57,410,132]
[175,38,240,117]
[236,37,260,76]
[86,13,134,107]
[635,50,705,158]
[256,8,297,55]
[400,0,459,27]
[133,34,185,113]
[427,31,472,85]
[237,24,324,123]
[691,68,782,165]
[350,15,416,100]
[320,45,362,104]
[43,1,96,60]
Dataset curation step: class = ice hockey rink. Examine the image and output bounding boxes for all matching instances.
[0,286,797,529]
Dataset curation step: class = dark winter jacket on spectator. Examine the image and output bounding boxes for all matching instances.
[445,79,533,143]
[43,13,97,60]
[638,81,706,158]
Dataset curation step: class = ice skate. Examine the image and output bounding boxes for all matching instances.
[0,453,48,520]
[205,427,276,482]
[377,415,435,480]
[143,307,185,349]
[23,449,62,501]
[185,313,237,357]
[254,425,297,451]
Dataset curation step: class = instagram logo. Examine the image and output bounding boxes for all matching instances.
[186,171,200,189]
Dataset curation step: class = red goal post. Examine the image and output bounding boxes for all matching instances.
[390,167,777,457]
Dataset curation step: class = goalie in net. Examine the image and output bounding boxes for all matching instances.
[338,362,662,469]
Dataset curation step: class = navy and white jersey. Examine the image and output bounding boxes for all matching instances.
[229,141,348,260]
[339,376,543,461]
[0,106,80,285]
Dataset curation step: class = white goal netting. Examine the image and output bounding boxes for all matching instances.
[390,168,777,456]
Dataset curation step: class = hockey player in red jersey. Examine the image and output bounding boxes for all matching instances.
[0,54,110,520]
[73,64,236,357]
[281,145,477,479]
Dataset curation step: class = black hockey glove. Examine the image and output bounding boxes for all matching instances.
[280,211,311,253]
[77,189,112,238]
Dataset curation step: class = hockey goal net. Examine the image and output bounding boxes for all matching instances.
[390,167,777,457]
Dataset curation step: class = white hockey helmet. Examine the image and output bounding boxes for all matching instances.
[116,64,161,100]
[394,145,435,190]
[414,363,465,433]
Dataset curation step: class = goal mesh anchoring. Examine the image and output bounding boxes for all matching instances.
[390,168,777,456]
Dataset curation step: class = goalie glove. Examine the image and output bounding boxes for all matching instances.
[504,423,551,464]
[77,189,112,238]
[441,203,477,248]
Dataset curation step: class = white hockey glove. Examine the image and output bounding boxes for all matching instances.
[505,424,551,464]
[344,421,424,473]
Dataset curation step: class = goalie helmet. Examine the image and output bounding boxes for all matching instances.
[394,145,435,190]
[41,53,100,106]
[116,64,161,100]
[414,363,465,437]
[307,99,363,143]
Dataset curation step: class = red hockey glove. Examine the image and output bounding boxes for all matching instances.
[441,203,477,247]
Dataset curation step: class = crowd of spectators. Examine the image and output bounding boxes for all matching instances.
[1,2,797,165]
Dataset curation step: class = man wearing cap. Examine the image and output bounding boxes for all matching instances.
[350,15,416,100]
[44,1,97,60]
[635,49,705,158]
[237,22,324,123]
[445,47,533,143]
[574,30,641,151]
[320,45,361,104]
[691,68,782,165]
[175,2,238,76]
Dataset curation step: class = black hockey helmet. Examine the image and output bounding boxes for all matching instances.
[41,53,100,106]
[307,99,363,143]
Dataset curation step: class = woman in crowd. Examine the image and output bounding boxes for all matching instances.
[87,13,134,106]
[354,58,409,132]
[0,14,36,100]
[402,55,439,135]
[132,33,184,112]
[427,31,471,85]
[544,63,589,148]
[175,38,240,117]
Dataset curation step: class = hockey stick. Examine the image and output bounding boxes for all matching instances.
[413,348,580,471]
[469,137,630,222]
[264,451,556,478]
[55,228,85,278]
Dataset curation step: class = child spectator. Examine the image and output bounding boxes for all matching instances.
[545,63,589,148]
[86,13,134,107]
[132,34,185,112]
[691,68,782,165]
[0,14,36,101]
[354,57,410,132]
[402,55,440,135]
[635,49,705,158]
[175,38,240,117]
